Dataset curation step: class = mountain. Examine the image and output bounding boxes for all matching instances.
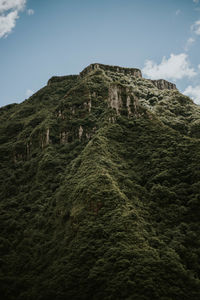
[0,63,200,300]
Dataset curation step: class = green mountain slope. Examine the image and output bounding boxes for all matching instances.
[1,63,200,300]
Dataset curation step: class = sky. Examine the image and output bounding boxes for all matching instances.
[0,0,200,107]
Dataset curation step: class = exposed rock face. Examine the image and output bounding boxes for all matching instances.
[88,98,92,112]
[46,128,50,145]
[84,99,92,113]
[126,95,131,116]
[108,85,123,115]
[60,131,68,144]
[80,63,142,78]
[150,79,177,90]
[79,126,83,140]
[108,85,140,117]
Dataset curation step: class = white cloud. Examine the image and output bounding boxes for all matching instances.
[193,0,199,4]
[0,0,26,38]
[184,85,200,104]
[191,20,200,35]
[175,9,181,16]
[26,89,34,97]
[142,53,197,81]
[184,37,195,51]
[0,10,18,38]
[0,0,26,13]
[27,8,34,16]
[198,64,200,70]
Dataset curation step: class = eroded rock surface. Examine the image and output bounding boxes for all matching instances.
[80,63,142,78]
[150,79,177,90]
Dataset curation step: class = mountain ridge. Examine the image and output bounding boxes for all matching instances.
[47,63,177,91]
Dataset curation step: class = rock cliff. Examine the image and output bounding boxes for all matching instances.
[150,79,177,90]
[80,63,142,78]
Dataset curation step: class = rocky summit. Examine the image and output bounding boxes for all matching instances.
[0,63,200,300]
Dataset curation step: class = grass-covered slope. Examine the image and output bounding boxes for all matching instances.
[1,64,200,299]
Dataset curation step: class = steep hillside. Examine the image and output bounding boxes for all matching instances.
[1,63,200,300]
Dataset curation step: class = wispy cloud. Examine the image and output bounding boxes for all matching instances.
[191,20,200,35]
[0,0,26,38]
[27,9,34,16]
[142,53,197,81]
[175,9,181,16]
[184,85,200,104]
[184,37,195,51]
[193,0,199,4]
[26,89,34,97]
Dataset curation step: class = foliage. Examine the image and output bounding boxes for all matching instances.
[0,66,200,299]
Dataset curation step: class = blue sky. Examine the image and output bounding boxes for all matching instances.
[0,0,200,106]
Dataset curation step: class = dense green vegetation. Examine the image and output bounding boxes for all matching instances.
[0,64,200,299]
